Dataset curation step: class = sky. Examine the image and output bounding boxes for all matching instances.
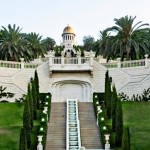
[0,0,150,45]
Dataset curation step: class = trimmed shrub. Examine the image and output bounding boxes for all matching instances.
[19,128,27,150]
[115,97,123,147]
[111,84,117,131]
[122,126,130,150]
[23,97,31,148]
[105,70,112,118]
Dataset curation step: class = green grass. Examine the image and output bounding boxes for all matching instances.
[122,102,150,150]
[0,103,24,149]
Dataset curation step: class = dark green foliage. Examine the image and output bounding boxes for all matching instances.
[38,93,52,149]
[96,16,150,61]
[34,70,40,109]
[0,85,14,99]
[23,97,31,148]
[105,70,112,118]
[31,80,37,119]
[111,85,117,131]
[119,87,150,101]
[27,83,33,128]
[83,35,95,51]
[19,128,27,150]
[115,97,123,147]
[41,37,56,51]
[122,126,130,150]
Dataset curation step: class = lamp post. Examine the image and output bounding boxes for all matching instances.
[96,105,102,126]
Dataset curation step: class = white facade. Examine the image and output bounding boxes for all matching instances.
[0,26,150,102]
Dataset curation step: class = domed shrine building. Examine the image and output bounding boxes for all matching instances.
[0,25,150,102]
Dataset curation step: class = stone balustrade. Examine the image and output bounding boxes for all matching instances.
[100,57,149,69]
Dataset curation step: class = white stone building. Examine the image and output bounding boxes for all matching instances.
[0,25,150,102]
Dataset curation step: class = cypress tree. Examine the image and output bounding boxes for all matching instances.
[34,70,40,109]
[111,84,117,131]
[122,126,130,150]
[19,128,27,150]
[105,70,112,118]
[115,96,123,147]
[31,79,37,119]
[27,83,33,128]
[23,97,31,148]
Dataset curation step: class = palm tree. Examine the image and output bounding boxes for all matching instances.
[95,30,110,58]
[0,24,29,61]
[41,37,56,51]
[26,32,46,59]
[99,16,150,61]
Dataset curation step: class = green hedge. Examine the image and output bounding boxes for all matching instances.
[38,93,51,150]
[93,92,113,148]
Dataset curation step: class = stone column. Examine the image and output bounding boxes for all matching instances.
[38,55,41,63]
[49,54,53,66]
[37,135,43,150]
[78,56,81,66]
[90,51,94,66]
[61,56,64,67]
[20,58,24,69]
[145,54,148,68]
[117,57,121,68]
[104,134,110,150]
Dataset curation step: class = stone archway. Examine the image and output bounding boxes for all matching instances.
[51,80,92,102]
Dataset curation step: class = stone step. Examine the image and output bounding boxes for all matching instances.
[46,102,103,150]
[46,102,66,150]
[78,102,103,149]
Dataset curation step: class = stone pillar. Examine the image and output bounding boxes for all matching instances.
[145,54,148,68]
[38,55,41,63]
[80,146,85,150]
[90,51,94,66]
[37,135,43,150]
[104,134,110,150]
[20,58,24,69]
[49,55,53,66]
[61,56,64,67]
[78,56,81,66]
[117,57,121,68]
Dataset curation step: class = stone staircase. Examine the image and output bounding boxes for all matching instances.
[46,102,66,150]
[46,102,103,150]
[78,102,103,149]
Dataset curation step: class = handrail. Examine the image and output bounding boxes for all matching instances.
[66,98,81,150]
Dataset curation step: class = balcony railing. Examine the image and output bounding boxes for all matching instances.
[51,57,91,65]
[49,56,93,72]
[101,58,149,69]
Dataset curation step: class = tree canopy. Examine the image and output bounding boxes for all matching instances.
[96,15,150,61]
[0,24,56,62]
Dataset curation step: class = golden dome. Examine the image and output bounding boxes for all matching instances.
[62,25,75,35]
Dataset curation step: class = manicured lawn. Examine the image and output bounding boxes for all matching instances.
[0,103,24,150]
[122,102,150,150]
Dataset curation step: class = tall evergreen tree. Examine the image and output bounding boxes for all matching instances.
[115,96,123,147]
[105,70,112,118]
[122,126,130,150]
[111,84,118,131]
[34,70,39,109]
[31,79,37,119]
[19,128,27,150]
[27,83,33,128]
[23,97,31,148]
